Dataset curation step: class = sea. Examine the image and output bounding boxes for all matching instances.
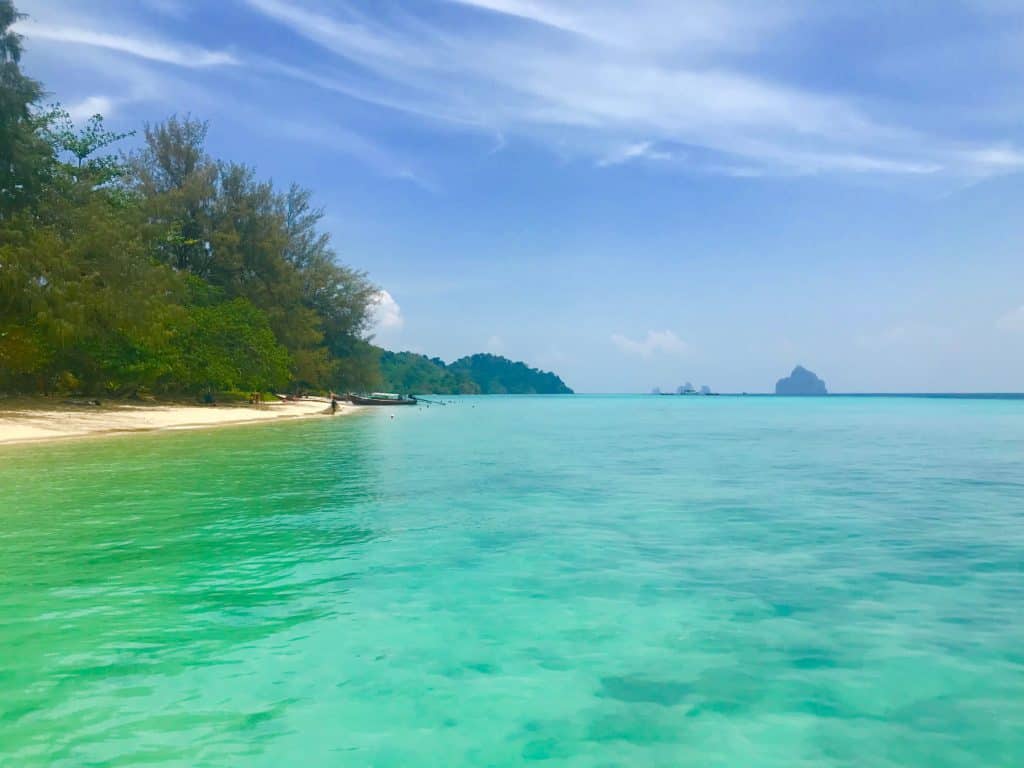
[1,395,1022,767]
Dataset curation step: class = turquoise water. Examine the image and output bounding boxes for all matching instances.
[1,396,1022,766]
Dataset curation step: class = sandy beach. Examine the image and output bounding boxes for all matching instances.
[0,398,359,446]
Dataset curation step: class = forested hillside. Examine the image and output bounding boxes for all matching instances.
[378,351,573,395]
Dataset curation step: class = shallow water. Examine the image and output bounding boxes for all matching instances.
[1,396,1022,766]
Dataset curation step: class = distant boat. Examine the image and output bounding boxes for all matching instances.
[652,382,717,396]
[349,392,418,406]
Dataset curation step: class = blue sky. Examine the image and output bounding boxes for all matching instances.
[14,0,1024,392]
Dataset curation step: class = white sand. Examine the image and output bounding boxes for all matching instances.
[0,398,360,446]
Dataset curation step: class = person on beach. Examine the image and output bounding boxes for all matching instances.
[330,395,338,414]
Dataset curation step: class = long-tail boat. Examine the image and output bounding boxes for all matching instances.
[349,392,418,406]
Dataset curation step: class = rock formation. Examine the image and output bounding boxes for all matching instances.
[775,365,828,395]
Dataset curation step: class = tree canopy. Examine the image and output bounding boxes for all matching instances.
[0,0,379,397]
[377,351,573,395]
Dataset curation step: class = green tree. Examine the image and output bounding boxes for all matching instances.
[0,158,185,394]
[280,185,378,382]
[170,297,291,394]
[44,107,132,184]
[128,115,218,274]
[1,17,398,398]
[0,0,50,217]
[127,119,381,393]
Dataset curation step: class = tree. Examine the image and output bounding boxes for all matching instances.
[128,115,218,274]
[0,154,186,394]
[1,20,395,398]
[0,0,49,217]
[126,119,382,393]
[44,107,132,184]
[170,297,291,394]
[280,184,378,380]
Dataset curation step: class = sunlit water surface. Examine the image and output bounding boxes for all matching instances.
[1,396,1022,766]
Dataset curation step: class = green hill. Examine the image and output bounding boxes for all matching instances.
[376,351,572,395]
[447,353,573,394]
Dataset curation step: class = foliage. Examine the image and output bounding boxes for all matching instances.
[377,350,572,395]
[169,298,291,394]
[447,353,573,394]
[0,2,382,398]
[44,106,133,182]
[378,350,479,395]
[0,0,48,217]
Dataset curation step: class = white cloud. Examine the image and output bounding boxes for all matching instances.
[14,21,237,68]
[996,305,1024,333]
[485,335,504,352]
[266,118,432,189]
[448,0,586,37]
[35,43,220,113]
[597,141,674,167]
[20,1,1022,181]
[372,290,404,331]
[610,330,689,358]
[448,0,791,54]
[243,0,1023,178]
[243,0,430,66]
[959,145,1024,175]
[66,95,116,121]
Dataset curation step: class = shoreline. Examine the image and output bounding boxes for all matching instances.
[0,398,361,447]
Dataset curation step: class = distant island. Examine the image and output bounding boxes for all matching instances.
[378,351,572,395]
[775,366,828,395]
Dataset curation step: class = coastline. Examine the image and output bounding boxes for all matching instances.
[0,398,360,447]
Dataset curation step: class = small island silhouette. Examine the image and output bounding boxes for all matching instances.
[775,366,828,395]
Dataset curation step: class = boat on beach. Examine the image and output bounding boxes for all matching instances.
[349,392,418,406]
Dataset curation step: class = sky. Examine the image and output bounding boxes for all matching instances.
[13,0,1024,393]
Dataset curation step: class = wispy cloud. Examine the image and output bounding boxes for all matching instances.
[14,21,237,68]
[267,119,435,189]
[254,59,482,130]
[447,0,586,37]
[996,305,1024,333]
[243,0,433,68]
[597,141,674,167]
[959,145,1024,175]
[241,0,1023,178]
[18,1,1024,182]
[448,0,792,54]
[611,330,689,358]
[16,37,222,124]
